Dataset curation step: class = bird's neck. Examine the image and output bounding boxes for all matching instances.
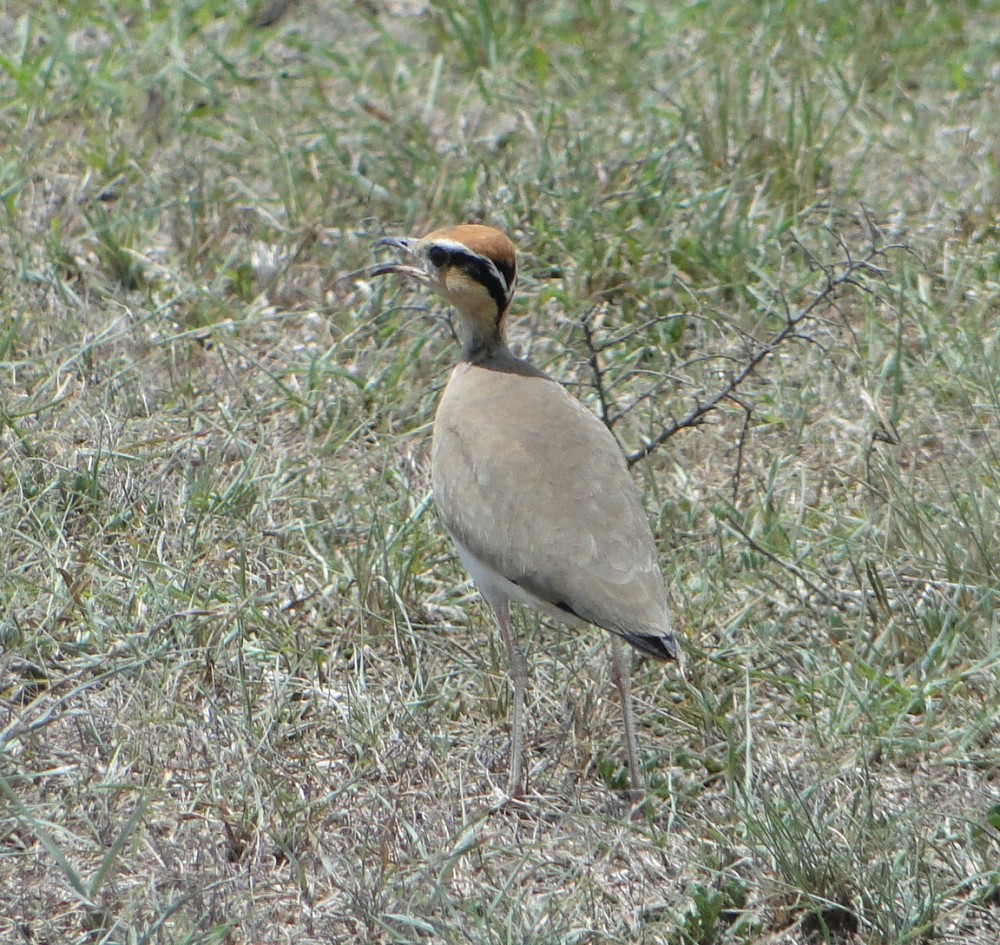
[455,303,510,364]
[460,334,511,365]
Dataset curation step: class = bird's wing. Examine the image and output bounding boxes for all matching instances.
[431,361,673,640]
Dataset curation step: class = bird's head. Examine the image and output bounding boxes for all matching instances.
[372,224,517,360]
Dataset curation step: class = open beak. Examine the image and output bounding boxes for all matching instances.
[370,235,425,280]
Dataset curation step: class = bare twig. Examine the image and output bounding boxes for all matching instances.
[730,397,753,503]
[576,313,615,427]
[624,239,907,467]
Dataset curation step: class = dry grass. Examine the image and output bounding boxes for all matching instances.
[1,1,998,943]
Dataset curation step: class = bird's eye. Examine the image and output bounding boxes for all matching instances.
[427,246,450,268]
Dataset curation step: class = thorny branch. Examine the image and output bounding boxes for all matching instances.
[577,315,613,427]
[576,235,908,468]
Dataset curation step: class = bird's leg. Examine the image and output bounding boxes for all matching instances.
[610,635,644,804]
[493,601,528,798]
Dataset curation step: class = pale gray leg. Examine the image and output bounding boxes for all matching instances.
[610,635,644,802]
[493,601,528,798]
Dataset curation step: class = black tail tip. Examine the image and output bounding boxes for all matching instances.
[624,631,681,662]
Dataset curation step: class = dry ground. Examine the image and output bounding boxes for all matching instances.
[1,1,998,943]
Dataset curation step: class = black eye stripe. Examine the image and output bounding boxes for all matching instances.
[456,253,509,316]
[429,245,513,316]
[492,257,515,291]
[427,245,449,268]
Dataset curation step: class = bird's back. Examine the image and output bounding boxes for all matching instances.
[431,354,675,651]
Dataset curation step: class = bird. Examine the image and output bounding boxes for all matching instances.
[370,223,680,802]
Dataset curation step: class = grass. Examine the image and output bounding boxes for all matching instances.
[1,0,998,942]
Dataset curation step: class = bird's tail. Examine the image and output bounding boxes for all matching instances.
[623,631,681,662]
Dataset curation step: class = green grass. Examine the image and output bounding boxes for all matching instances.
[2,0,999,942]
